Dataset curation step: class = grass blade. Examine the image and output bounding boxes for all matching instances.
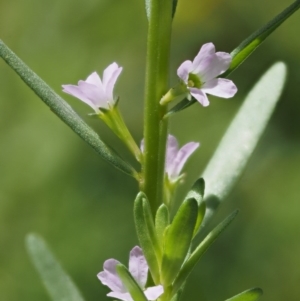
[225,288,263,301]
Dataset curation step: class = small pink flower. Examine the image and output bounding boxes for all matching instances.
[62,62,122,113]
[177,42,237,106]
[165,135,199,181]
[141,135,199,182]
[97,246,163,301]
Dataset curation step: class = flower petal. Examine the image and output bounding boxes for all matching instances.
[103,62,123,104]
[192,43,216,72]
[107,291,133,301]
[189,88,210,107]
[128,246,148,288]
[167,142,199,179]
[196,52,232,82]
[77,80,108,109]
[202,78,237,98]
[144,285,164,300]
[85,72,103,87]
[165,135,179,173]
[177,60,192,82]
[62,84,100,113]
[97,259,126,293]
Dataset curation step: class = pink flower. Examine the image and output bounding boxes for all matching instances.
[165,135,199,181]
[97,246,163,301]
[141,135,199,182]
[62,62,122,113]
[177,42,237,106]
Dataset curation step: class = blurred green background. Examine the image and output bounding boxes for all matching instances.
[1,0,300,300]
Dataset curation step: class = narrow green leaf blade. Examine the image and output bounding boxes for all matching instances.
[172,210,238,294]
[161,198,198,286]
[202,62,287,228]
[223,0,300,77]
[225,288,263,301]
[193,202,206,238]
[184,178,205,204]
[155,204,170,246]
[134,192,160,284]
[116,264,148,301]
[0,40,137,178]
[25,233,85,301]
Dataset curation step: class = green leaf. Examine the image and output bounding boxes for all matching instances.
[161,198,198,286]
[172,210,238,294]
[193,202,206,238]
[223,0,300,77]
[172,0,178,18]
[155,204,170,246]
[201,62,287,228]
[184,178,205,204]
[25,233,85,301]
[0,40,138,179]
[166,1,299,117]
[116,264,148,301]
[134,192,160,284]
[225,288,263,301]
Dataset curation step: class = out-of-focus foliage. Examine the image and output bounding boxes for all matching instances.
[0,1,300,301]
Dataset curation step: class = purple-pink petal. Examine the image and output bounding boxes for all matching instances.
[103,62,122,102]
[189,88,210,107]
[167,142,199,179]
[128,246,148,288]
[177,60,192,82]
[194,52,231,82]
[165,135,179,171]
[62,84,99,112]
[144,285,164,300]
[202,78,237,98]
[85,72,102,87]
[107,291,133,301]
[192,43,216,71]
[97,259,126,293]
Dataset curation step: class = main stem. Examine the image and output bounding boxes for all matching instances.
[142,0,173,215]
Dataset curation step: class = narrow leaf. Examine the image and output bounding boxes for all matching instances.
[0,40,137,178]
[184,178,205,204]
[161,198,198,286]
[25,233,85,301]
[134,192,160,284]
[155,204,170,246]
[223,0,300,77]
[166,1,299,116]
[116,264,148,301]
[201,62,287,228]
[225,288,263,301]
[172,210,238,294]
[193,202,206,238]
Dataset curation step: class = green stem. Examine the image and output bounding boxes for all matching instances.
[142,0,173,215]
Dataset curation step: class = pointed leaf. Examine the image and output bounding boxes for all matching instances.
[201,62,287,228]
[155,204,170,246]
[0,40,137,178]
[172,210,238,294]
[223,0,300,77]
[25,234,85,301]
[225,288,263,301]
[134,192,160,284]
[184,178,205,204]
[161,198,198,286]
[166,1,299,116]
[116,264,148,301]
